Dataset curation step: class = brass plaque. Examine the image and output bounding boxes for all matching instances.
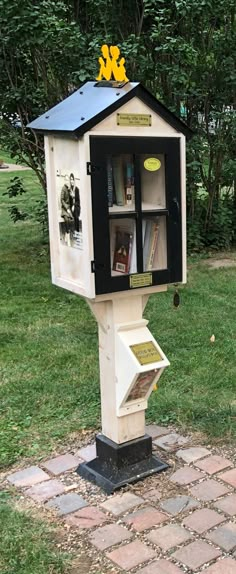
[130,273,152,289]
[117,113,152,126]
[130,341,162,365]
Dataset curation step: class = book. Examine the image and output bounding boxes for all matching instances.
[112,226,133,274]
[107,156,113,207]
[131,163,135,203]
[143,219,153,270]
[125,161,133,205]
[112,156,125,206]
[146,222,159,270]
[143,219,159,271]
[129,223,137,274]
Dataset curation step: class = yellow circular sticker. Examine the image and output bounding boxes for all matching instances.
[144,158,161,171]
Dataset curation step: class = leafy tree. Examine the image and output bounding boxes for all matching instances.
[0,0,235,249]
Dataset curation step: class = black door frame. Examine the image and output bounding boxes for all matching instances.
[90,136,182,295]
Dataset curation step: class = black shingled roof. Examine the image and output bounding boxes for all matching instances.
[28,81,192,138]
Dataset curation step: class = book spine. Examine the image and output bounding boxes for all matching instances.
[107,156,113,207]
[147,223,159,270]
[125,162,133,205]
[143,220,152,271]
[129,224,137,274]
[112,157,125,206]
[127,232,133,273]
[131,163,135,204]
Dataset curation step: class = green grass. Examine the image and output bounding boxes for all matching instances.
[147,267,236,437]
[0,161,235,471]
[0,492,70,574]
[0,148,16,163]
[0,168,100,468]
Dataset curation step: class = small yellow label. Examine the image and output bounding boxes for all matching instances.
[144,158,161,171]
[130,341,162,365]
[117,113,152,126]
[130,273,152,289]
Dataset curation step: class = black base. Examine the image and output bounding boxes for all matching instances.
[77,434,168,494]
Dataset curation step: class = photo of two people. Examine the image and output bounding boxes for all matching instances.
[59,172,82,249]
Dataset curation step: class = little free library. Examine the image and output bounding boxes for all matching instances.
[28,72,192,493]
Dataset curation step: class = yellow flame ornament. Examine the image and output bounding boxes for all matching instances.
[96,44,129,82]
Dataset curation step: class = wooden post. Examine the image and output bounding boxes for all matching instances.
[78,295,169,493]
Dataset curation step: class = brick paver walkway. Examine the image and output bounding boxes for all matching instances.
[5,426,236,573]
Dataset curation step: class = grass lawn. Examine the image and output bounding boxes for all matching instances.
[0,491,71,574]
[0,148,16,164]
[0,162,236,473]
[0,155,235,574]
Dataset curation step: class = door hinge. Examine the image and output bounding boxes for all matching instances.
[91,260,105,273]
[87,162,97,175]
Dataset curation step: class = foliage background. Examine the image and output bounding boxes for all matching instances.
[0,0,235,248]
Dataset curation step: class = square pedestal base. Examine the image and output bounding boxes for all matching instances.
[77,434,168,494]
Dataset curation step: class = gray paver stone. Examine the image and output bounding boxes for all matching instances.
[207,522,236,551]
[203,558,236,574]
[76,443,96,462]
[147,524,191,551]
[25,479,65,502]
[153,433,189,451]
[172,540,221,570]
[189,479,230,501]
[124,506,168,532]
[89,523,132,550]
[65,506,108,529]
[194,455,233,475]
[46,493,88,515]
[214,493,236,516]
[106,540,156,570]
[101,491,143,516]
[137,559,184,574]
[160,495,200,516]
[7,466,50,488]
[219,468,236,488]
[170,466,205,485]
[183,508,226,534]
[176,447,211,463]
[42,453,82,475]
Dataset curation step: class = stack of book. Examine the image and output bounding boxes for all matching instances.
[107,156,134,208]
[142,218,159,271]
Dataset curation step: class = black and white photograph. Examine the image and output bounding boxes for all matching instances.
[57,171,83,249]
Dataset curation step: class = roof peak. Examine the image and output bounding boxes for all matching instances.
[28,81,192,139]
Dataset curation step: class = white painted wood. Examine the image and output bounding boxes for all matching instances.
[45,97,186,299]
[45,136,60,283]
[116,319,169,416]
[94,284,167,302]
[44,135,95,298]
[89,298,146,443]
[88,297,169,444]
[91,97,178,135]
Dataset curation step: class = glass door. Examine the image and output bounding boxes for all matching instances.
[90,136,182,295]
